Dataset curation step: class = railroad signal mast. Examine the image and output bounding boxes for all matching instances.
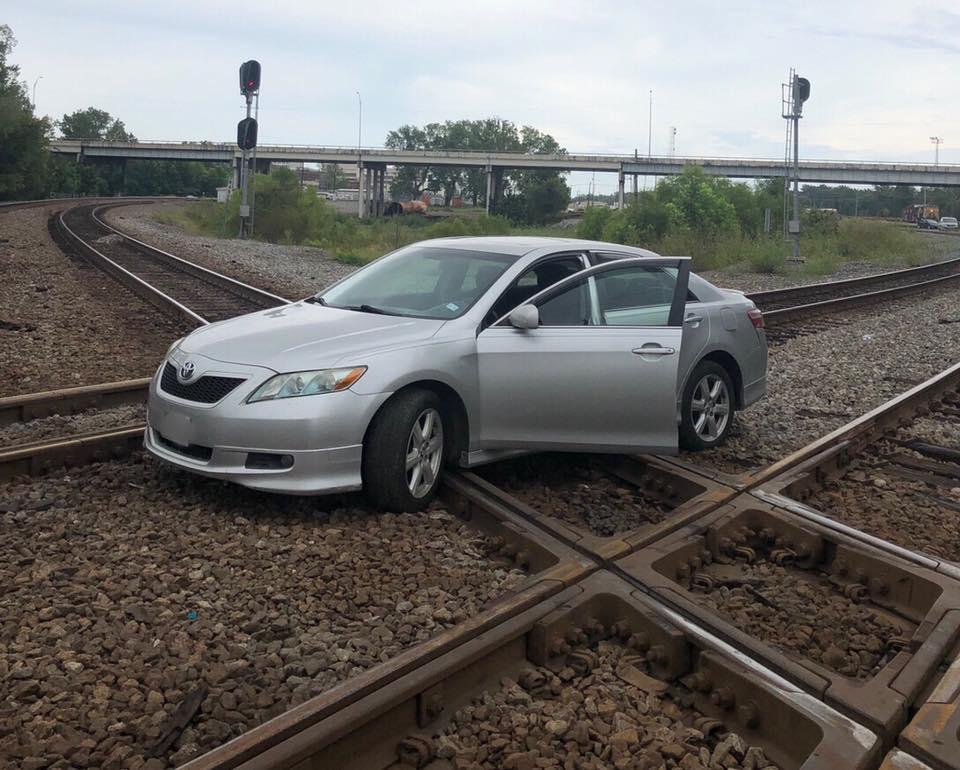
[238,60,261,238]
[782,69,811,262]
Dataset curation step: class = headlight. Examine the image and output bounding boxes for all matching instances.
[247,367,367,403]
[166,336,186,358]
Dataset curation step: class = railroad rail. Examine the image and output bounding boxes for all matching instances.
[746,256,960,312]
[4,362,960,767]
[55,203,289,325]
[5,213,960,768]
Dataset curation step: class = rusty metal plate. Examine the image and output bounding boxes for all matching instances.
[899,652,960,770]
[181,571,879,770]
[615,497,960,744]
[882,749,940,769]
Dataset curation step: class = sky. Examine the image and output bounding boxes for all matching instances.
[7,0,959,195]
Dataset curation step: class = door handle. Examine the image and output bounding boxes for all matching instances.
[632,345,676,356]
[684,314,704,325]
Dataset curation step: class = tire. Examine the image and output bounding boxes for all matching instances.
[679,361,735,451]
[363,389,446,511]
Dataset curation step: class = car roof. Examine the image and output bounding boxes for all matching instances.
[417,236,660,258]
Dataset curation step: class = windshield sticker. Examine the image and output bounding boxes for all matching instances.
[446,302,459,312]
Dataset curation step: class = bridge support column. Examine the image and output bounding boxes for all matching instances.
[485,165,493,215]
[377,167,385,216]
[357,162,365,219]
[618,169,625,210]
[366,167,374,218]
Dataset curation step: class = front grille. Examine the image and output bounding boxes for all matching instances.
[156,432,213,461]
[160,362,245,404]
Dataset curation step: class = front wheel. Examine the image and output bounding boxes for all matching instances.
[363,390,446,511]
[679,361,735,451]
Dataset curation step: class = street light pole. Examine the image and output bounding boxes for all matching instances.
[931,136,943,165]
[356,91,364,218]
[31,75,42,109]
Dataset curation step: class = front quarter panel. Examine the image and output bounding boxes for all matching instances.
[343,335,481,434]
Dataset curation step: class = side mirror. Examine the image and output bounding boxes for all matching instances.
[508,304,539,330]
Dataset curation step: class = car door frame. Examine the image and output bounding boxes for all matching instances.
[473,256,691,455]
[476,250,591,333]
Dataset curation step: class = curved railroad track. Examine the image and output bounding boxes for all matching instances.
[4,207,960,768]
[55,203,290,325]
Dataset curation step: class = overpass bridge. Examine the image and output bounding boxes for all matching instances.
[49,139,960,216]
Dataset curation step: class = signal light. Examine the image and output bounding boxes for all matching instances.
[237,117,258,150]
[239,60,261,95]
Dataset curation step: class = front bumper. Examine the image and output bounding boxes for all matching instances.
[144,357,390,495]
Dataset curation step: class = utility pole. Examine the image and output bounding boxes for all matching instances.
[783,70,811,262]
[647,90,653,190]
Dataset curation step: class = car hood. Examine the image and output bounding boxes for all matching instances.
[179,302,446,371]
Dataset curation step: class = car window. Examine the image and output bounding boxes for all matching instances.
[536,279,592,326]
[595,266,678,326]
[320,245,517,319]
[488,255,585,322]
[593,251,698,302]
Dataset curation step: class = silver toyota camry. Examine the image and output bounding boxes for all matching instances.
[145,237,767,510]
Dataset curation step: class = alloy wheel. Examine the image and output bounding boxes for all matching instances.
[690,374,730,442]
[405,408,444,498]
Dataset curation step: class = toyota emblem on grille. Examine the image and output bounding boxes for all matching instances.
[178,361,197,382]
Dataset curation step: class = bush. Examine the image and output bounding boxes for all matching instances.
[576,206,613,240]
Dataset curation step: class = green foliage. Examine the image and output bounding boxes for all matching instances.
[58,107,135,141]
[124,160,227,196]
[577,206,613,240]
[654,168,739,235]
[0,26,50,200]
[384,118,570,223]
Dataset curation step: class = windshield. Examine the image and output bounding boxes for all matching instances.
[320,244,518,319]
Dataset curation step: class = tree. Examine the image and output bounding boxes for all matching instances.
[322,163,347,191]
[385,124,431,200]
[655,167,738,235]
[384,117,570,222]
[0,26,50,200]
[58,107,136,141]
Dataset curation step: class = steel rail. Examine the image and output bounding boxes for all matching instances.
[89,205,290,311]
[747,255,960,312]
[0,378,150,428]
[761,270,960,328]
[54,203,289,325]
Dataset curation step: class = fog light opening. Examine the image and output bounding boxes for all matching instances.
[245,452,295,470]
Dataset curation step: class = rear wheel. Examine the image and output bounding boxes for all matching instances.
[363,390,446,511]
[679,361,735,451]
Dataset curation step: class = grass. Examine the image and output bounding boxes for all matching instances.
[157,201,950,277]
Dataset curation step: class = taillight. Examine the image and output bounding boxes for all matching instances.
[747,307,764,329]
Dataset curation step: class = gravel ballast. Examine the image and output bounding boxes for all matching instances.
[477,455,671,537]
[0,404,147,447]
[0,455,527,768]
[0,206,187,398]
[691,559,904,680]
[435,641,780,769]
[102,203,354,300]
[802,412,960,562]
[685,288,960,475]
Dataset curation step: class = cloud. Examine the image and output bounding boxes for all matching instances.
[5,0,959,165]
